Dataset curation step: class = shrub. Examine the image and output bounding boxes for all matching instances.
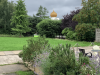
[66,31,75,40]
[75,23,97,42]
[62,27,77,40]
[61,27,73,36]
[36,19,62,38]
[18,34,52,68]
[38,43,96,75]
[72,32,77,40]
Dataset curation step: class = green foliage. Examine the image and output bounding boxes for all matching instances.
[72,32,77,40]
[19,34,51,68]
[36,19,62,38]
[22,5,51,37]
[61,27,73,36]
[0,0,16,35]
[62,27,77,40]
[79,52,90,65]
[10,0,31,37]
[75,23,97,42]
[36,5,50,20]
[18,51,23,58]
[39,43,96,75]
[22,15,43,37]
[72,0,100,25]
[66,31,75,40]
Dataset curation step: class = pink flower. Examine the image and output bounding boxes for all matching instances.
[83,63,85,65]
[87,74,89,75]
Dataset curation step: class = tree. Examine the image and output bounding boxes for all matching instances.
[7,1,18,35]
[72,0,100,27]
[10,0,31,37]
[0,0,8,34]
[60,7,83,33]
[22,5,50,37]
[0,0,17,34]
[36,5,50,20]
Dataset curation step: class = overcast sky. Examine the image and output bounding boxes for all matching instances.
[8,0,89,20]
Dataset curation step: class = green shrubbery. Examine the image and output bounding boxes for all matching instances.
[18,35,97,75]
[75,23,97,42]
[61,23,99,42]
[38,43,96,75]
[36,19,62,38]
[18,34,51,67]
[62,27,77,40]
[61,22,100,42]
[0,33,25,37]
[62,27,73,36]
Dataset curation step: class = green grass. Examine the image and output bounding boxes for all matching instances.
[3,70,36,75]
[15,70,36,75]
[0,34,100,51]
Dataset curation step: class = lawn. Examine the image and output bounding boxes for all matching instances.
[0,34,100,51]
[15,70,36,75]
[2,70,37,75]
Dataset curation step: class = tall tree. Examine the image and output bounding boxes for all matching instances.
[7,1,17,34]
[10,0,31,37]
[0,0,10,34]
[0,0,17,34]
[36,5,50,20]
[72,0,100,27]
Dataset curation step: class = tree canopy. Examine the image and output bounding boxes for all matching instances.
[72,0,100,27]
[10,0,31,37]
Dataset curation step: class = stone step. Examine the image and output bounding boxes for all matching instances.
[0,50,22,56]
[0,64,30,74]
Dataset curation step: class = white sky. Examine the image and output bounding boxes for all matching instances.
[8,0,89,20]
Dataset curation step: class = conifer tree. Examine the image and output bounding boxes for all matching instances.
[10,0,31,37]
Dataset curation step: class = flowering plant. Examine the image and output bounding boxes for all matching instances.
[79,63,96,75]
